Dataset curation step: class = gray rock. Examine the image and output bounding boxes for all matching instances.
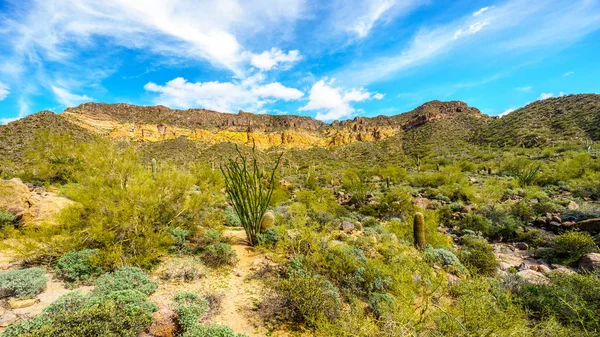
[340,221,355,232]
[517,269,549,285]
[514,242,529,250]
[579,253,600,272]
[576,218,600,234]
[567,200,579,210]
[0,312,18,327]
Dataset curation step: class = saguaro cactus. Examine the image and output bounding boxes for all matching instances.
[151,158,158,179]
[413,212,426,249]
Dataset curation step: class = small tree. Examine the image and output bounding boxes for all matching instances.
[220,145,281,246]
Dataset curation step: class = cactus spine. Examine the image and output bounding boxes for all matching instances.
[413,212,426,249]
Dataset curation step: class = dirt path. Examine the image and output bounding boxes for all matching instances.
[209,229,266,336]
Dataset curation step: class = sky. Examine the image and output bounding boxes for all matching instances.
[0,0,599,124]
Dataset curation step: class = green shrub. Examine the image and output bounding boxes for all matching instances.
[173,291,210,330]
[423,247,466,274]
[181,324,248,337]
[224,206,241,227]
[30,299,151,337]
[274,269,341,325]
[55,249,101,283]
[459,235,498,276]
[158,256,206,282]
[551,231,597,263]
[459,214,491,235]
[194,230,237,267]
[0,267,48,298]
[201,242,237,267]
[170,227,191,253]
[517,272,600,332]
[0,209,17,226]
[94,267,157,296]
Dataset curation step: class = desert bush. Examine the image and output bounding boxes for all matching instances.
[94,267,158,296]
[551,231,597,263]
[194,230,237,267]
[517,271,600,333]
[158,256,206,282]
[3,268,157,337]
[0,267,47,298]
[423,246,466,274]
[181,324,248,337]
[170,227,191,253]
[55,249,101,283]
[517,229,556,248]
[174,291,210,330]
[459,235,498,276]
[273,266,341,325]
[224,206,241,226]
[0,209,17,226]
[503,157,541,186]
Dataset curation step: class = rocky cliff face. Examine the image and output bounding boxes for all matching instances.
[57,101,486,149]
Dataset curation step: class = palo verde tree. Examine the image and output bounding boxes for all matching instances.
[220,145,281,246]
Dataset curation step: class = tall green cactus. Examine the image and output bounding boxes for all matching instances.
[413,212,426,249]
[151,158,157,179]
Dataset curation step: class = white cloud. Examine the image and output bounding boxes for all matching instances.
[499,108,515,117]
[337,0,600,85]
[559,91,566,96]
[453,20,491,40]
[564,71,574,76]
[0,117,19,125]
[249,48,302,71]
[374,93,385,100]
[299,78,380,121]
[51,86,93,107]
[473,6,493,17]
[0,82,9,101]
[350,0,396,38]
[516,86,532,92]
[3,0,306,75]
[539,92,554,100]
[144,77,303,113]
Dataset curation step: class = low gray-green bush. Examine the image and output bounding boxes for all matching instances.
[0,267,47,298]
[55,249,101,283]
[94,267,157,296]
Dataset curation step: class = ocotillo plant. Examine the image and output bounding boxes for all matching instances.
[413,212,426,249]
[221,144,281,246]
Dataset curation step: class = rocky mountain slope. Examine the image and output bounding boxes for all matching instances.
[1,94,599,167]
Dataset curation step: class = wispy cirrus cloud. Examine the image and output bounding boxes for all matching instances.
[336,0,600,85]
[0,82,9,101]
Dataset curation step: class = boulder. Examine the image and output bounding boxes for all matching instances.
[8,298,40,309]
[517,269,549,285]
[0,178,30,215]
[0,178,75,227]
[576,218,600,234]
[567,200,579,210]
[578,253,600,272]
[514,242,529,250]
[340,221,355,232]
[0,312,18,327]
[146,306,178,337]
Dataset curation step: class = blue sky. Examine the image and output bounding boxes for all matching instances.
[1,0,599,124]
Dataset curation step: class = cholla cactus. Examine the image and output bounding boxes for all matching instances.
[413,212,426,250]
